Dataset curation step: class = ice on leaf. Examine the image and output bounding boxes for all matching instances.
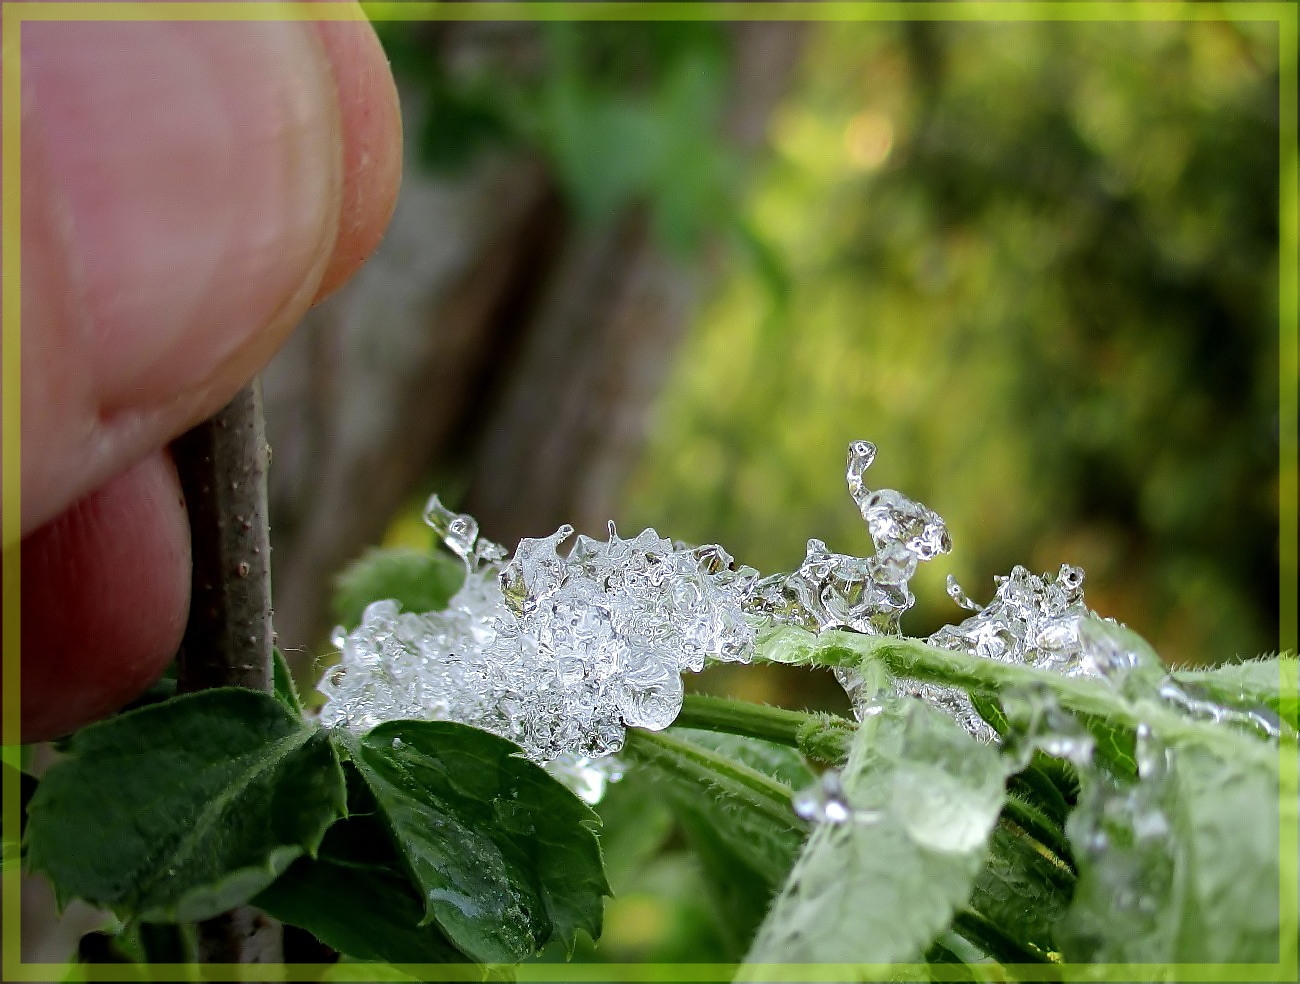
[319,497,755,767]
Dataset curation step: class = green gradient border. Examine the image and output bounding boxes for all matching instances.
[2,2,1296,982]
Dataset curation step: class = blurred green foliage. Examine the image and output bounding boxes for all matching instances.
[625,20,1281,668]
[375,21,741,252]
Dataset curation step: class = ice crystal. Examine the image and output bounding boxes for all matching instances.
[319,498,755,764]
[746,441,948,639]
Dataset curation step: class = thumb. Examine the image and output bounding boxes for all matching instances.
[18,17,400,535]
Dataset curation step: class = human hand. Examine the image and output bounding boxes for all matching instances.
[13,13,403,740]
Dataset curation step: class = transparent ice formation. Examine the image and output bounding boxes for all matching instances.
[319,497,756,765]
[745,440,948,639]
[320,437,1276,794]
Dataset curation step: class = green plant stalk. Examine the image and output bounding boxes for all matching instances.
[673,685,1077,876]
[673,693,815,746]
[951,909,1059,971]
[622,728,804,836]
[673,693,855,765]
[810,632,1281,767]
[999,798,1074,880]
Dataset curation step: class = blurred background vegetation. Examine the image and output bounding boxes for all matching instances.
[624,18,1281,667]
[255,14,1282,966]
[269,15,1278,671]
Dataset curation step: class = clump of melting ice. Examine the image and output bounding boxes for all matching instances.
[325,438,1256,790]
[319,497,756,765]
[319,440,973,772]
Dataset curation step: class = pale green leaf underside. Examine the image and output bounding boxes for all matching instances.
[746,696,1007,966]
[1062,742,1286,964]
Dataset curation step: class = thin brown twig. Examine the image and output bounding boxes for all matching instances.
[171,379,282,964]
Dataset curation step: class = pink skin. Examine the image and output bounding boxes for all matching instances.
[12,10,403,741]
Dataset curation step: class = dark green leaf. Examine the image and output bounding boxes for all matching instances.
[1077,712,1138,782]
[747,696,1008,966]
[254,809,468,966]
[969,822,1072,956]
[338,721,609,963]
[333,547,465,630]
[25,689,345,922]
[1006,757,1073,828]
[272,647,304,716]
[968,690,1009,737]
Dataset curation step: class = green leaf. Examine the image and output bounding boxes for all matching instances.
[675,803,778,960]
[657,731,812,958]
[969,822,1072,957]
[622,728,806,886]
[1006,757,1074,828]
[272,647,304,716]
[337,721,609,963]
[332,547,465,630]
[1060,740,1286,963]
[25,689,345,922]
[746,696,1008,966]
[673,728,814,790]
[968,689,1010,737]
[254,805,469,966]
[592,769,676,893]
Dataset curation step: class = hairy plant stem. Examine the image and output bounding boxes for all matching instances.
[622,728,804,836]
[798,631,1279,768]
[672,693,1076,874]
[172,381,281,964]
[674,693,810,745]
[673,693,856,765]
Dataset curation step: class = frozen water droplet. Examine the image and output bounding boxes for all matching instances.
[845,440,877,501]
[945,574,982,612]
[320,512,758,764]
[1156,678,1284,739]
[1001,685,1095,768]
[1077,616,1163,693]
[546,753,625,805]
[423,494,481,565]
[391,736,404,750]
[793,770,862,824]
[858,489,952,562]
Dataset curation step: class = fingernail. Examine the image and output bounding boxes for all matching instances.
[24,20,343,412]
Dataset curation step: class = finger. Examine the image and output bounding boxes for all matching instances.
[19,15,401,536]
[19,451,190,742]
[311,19,403,301]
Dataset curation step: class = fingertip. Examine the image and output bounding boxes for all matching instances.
[311,17,403,302]
[19,452,191,742]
